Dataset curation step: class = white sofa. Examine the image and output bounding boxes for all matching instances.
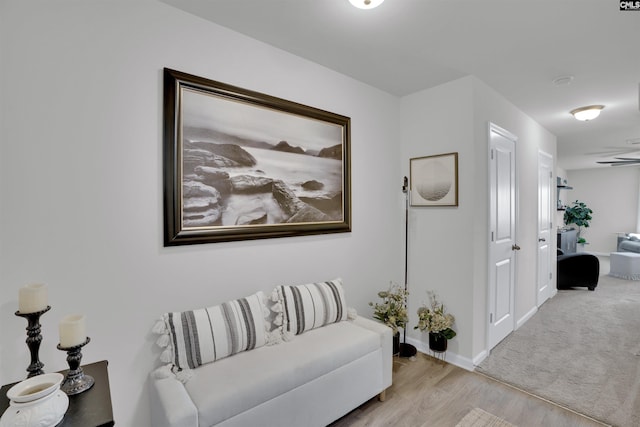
[618,233,640,253]
[149,280,393,427]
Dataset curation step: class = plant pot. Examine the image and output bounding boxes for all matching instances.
[429,332,447,352]
[393,332,400,355]
[577,243,589,253]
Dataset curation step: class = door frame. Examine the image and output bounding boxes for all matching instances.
[537,150,554,307]
[486,122,518,352]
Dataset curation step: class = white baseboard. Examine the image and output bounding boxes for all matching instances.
[591,251,609,257]
[472,350,488,367]
[516,306,537,330]
[405,336,475,371]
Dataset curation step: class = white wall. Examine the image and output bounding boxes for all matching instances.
[566,166,640,253]
[400,76,556,365]
[0,2,402,426]
[0,1,561,423]
[399,77,475,361]
[472,80,557,337]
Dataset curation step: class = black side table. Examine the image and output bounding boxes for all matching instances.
[1,360,114,426]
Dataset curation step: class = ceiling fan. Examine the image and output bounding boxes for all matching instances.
[594,141,640,166]
[596,157,640,166]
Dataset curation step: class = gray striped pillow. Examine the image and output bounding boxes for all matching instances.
[279,278,347,335]
[163,291,267,370]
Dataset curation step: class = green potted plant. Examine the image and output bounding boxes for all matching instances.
[414,291,456,352]
[564,200,593,244]
[369,283,409,354]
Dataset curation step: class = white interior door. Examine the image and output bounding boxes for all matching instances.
[537,151,553,306]
[488,123,517,350]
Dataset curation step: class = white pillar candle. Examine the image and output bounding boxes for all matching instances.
[59,314,86,348]
[18,283,48,314]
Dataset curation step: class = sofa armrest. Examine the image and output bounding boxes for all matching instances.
[351,316,393,390]
[149,375,198,427]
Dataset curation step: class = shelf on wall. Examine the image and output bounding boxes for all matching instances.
[557,178,573,210]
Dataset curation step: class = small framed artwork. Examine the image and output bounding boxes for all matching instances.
[410,152,458,207]
[163,68,351,246]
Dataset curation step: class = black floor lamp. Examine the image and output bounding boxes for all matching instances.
[399,176,417,358]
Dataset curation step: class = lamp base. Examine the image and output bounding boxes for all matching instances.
[398,342,417,358]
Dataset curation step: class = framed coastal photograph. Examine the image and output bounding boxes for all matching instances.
[410,152,458,207]
[163,68,351,246]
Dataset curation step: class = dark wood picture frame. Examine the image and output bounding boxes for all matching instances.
[163,68,351,246]
[410,152,459,207]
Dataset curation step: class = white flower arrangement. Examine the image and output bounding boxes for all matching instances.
[414,291,456,340]
[369,282,409,334]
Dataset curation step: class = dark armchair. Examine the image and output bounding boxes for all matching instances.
[557,249,599,291]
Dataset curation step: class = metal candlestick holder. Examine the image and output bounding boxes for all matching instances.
[57,337,95,395]
[15,305,51,378]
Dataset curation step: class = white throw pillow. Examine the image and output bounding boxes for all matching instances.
[155,291,269,372]
[278,278,348,336]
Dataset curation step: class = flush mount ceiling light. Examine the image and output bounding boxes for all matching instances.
[552,75,574,86]
[570,105,605,121]
[349,0,385,9]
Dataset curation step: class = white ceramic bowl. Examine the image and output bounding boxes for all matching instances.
[1,373,68,427]
[6,373,64,403]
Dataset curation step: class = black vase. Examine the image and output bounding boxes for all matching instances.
[429,332,447,352]
[393,332,400,355]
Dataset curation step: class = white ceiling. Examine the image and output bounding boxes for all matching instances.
[159,0,640,170]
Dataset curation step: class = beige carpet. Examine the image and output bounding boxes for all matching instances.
[456,408,516,427]
[477,268,640,427]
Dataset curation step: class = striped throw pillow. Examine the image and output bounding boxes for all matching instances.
[163,291,268,370]
[279,278,348,335]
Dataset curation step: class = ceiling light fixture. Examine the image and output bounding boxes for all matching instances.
[349,0,384,9]
[552,75,574,86]
[570,105,605,121]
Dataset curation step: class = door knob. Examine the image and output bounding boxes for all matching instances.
[512,244,521,251]
[539,238,546,242]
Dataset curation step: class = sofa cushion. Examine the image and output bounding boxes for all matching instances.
[184,319,379,426]
[619,240,640,253]
[278,278,347,335]
[160,291,269,371]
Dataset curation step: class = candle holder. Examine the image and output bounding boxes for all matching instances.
[57,337,95,395]
[15,305,51,378]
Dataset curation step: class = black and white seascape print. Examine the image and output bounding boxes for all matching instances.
[180,88,345,229]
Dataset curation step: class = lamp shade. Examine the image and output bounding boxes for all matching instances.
[349,0,385,9]
[570,105,604,121]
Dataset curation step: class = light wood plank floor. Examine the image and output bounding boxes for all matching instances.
[329,352,609,427]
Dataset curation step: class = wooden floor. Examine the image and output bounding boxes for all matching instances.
[329,352,608,427]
